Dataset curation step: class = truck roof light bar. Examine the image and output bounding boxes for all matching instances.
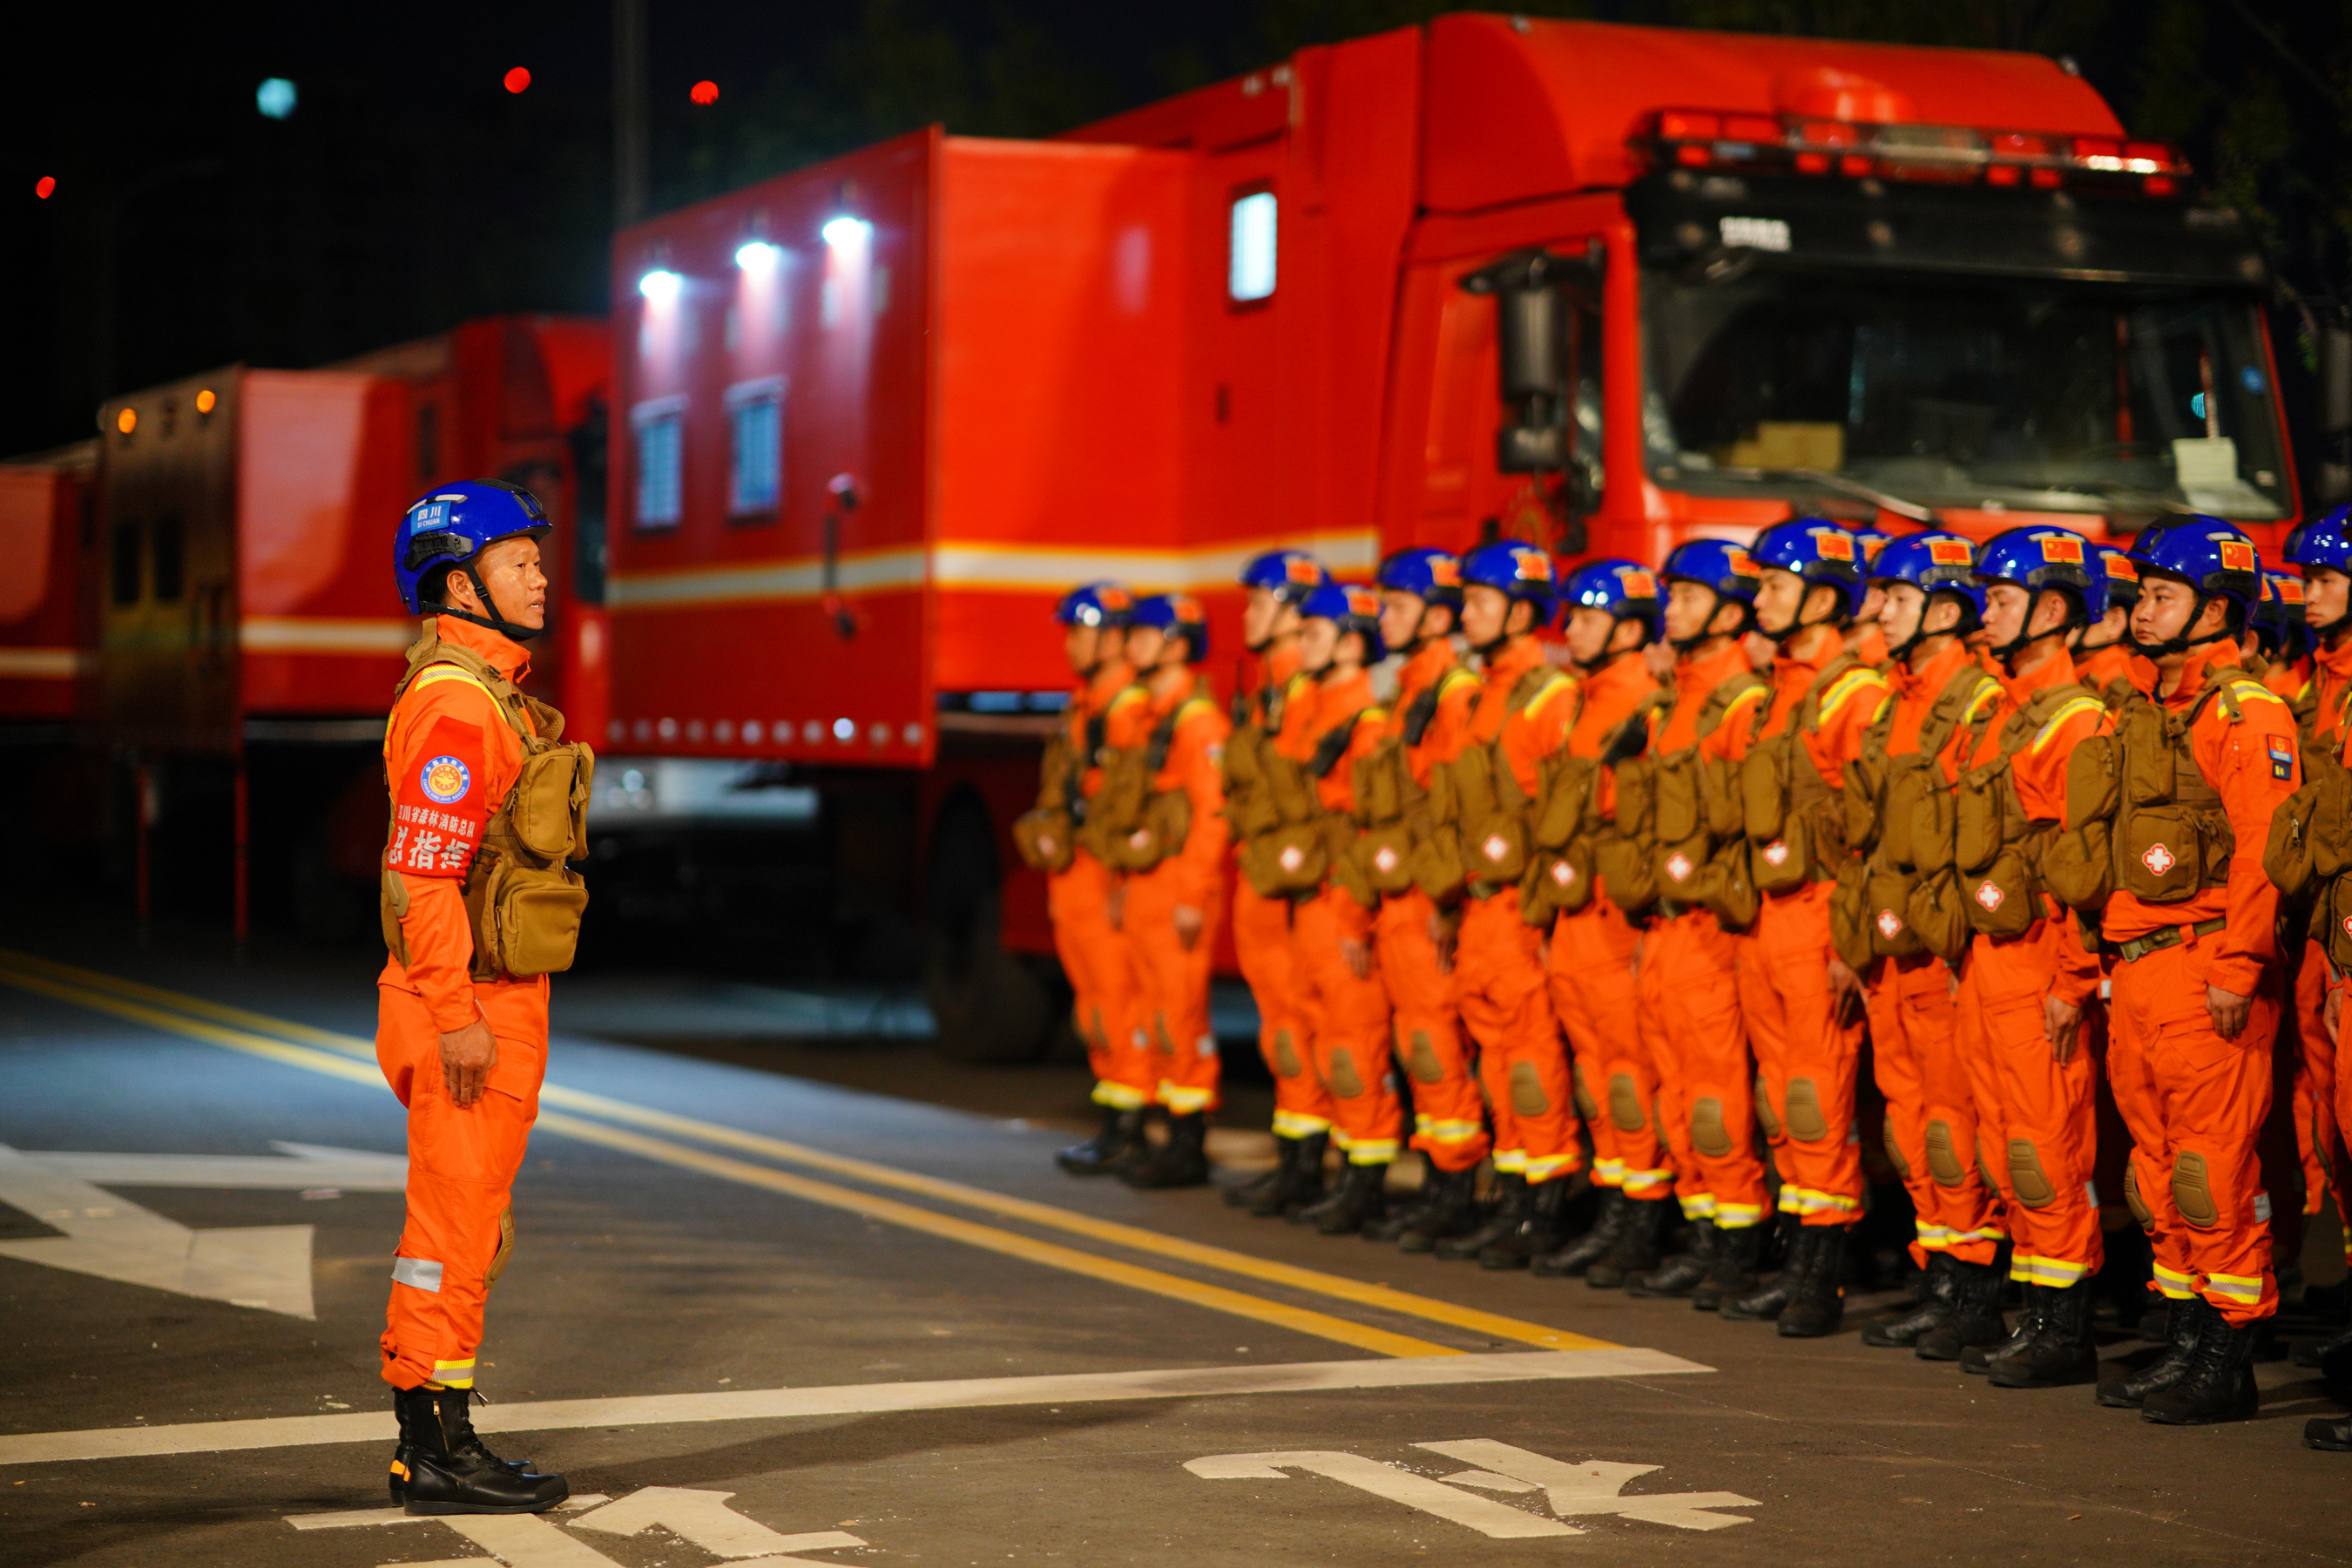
[1636,110,2187,196]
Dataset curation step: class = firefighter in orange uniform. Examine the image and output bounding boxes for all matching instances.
[1436,540,1585,1269]
[2089,521,2295,1425]
[1722,519,1889,1337]
[2076,544,2144,706]
[1629,540,1776,1309]
[1533,559,1673,1286]
[1943,529,2111,1389]
[1278,582,1403,1233]
[1842,532,2004,1356]
[1048,582,1154,1175]
[1110,593,1231,1189]
[1357,548,1490,1251]
[379,481,581,1514]
[2252,570,2317,706]
[1846,524,1895,670]
[1225,550,1340,1217]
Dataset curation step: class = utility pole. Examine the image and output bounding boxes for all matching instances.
[614,0,649,226]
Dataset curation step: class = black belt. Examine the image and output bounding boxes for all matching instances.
[2114,916,2226,964]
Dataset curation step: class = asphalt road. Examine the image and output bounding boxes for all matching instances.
[2,929,2349,1567]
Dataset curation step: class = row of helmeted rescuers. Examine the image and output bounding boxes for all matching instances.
[1017,513,2352,1442]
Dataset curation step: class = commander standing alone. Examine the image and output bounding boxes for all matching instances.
[377,481,592,1514]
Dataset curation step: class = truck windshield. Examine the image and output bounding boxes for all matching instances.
[1641,268,2289,519]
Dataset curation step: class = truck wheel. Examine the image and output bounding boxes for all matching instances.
[923,787,1061,1064]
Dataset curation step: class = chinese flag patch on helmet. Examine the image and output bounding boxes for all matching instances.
[1815,531,1855,561]
[1284,556,1321,585]
[1345,586,1381,618]
[1928,539,1972,566]
[2105,554,2139,581]
[2038,535,2085,564]
[1429,557,1461,586]
[1621,569,1659,598]
[2219,539,2256,571]
[1727,548,1761,577]
[2280,578,2307,604]
[1512,548,1553,582]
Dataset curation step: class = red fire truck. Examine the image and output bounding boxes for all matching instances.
[601,15,2296,1060]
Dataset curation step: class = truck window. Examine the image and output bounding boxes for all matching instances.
[111,519,140,605]
[1229,191,1276,304]
[631,396,686,529]
[725,377,785,521]
[568,394,609,606]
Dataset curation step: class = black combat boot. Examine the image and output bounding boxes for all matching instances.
[1224,1137,1290,1209]
[1990,1280,2097,1388]
[1436,1173,1526,1260]
[1531,1189,1625,1278]
[1776,1224,1847,1338]
[1480,1173,1576,1269]
[1586,1198,1673,1289]
[1379,1166,1481,1252]
[1307,1161,1389,1236]
[1057,1107,1146,1176]
[1959,1282,2040,1375]
[1693,1221,1764,1311]
[1122,1112,1211,1190]
[2098,1296,2207,1409]
[1720,1220,1809,1322]
[2142,1310,2262,1425]
[2292,1321,2352,1370]
[394,1385,567,1516]
[2318,1323,2352,1386]
[1628,1219,1715,1299]
[1862,1253,1953,1348]
[1916,1259,2012,1362]
[1249,1132,1328,1217]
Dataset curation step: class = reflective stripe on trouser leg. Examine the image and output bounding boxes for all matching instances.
[1235,876,1335,1136]
[1656,912,1769,1227]
[1741,883,1862,1225]
[1976,921,2104,1288]
[1378,889,1490,1173]
[1549,900,1664,1198]
[1294,890,1402,1165]
[1456,889,1579,1180]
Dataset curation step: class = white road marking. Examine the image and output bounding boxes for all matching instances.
[4,1348,1708,1465]
[0,1145,317,1319]
[284,1496,610,1531]
[436,1514,618,1567]
[1416,1441,1758,1530]
[573,1486,866,1560]
[1186,1450,1581,1539]
[292,1487,867,1568]
[18,1141,407,1190]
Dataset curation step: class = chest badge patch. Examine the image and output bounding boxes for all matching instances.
[2271,739,2295,781]
[1278,843,1307,875]
[1483,834,1511,863]
[1664,851,1693,883]
[1372,844,1400,875]
[421,755,472,805]
[1761,839,1791,868]
[1973,881,2004,911]
[1551,859,1576,886]
[2141,842,2177,876]
[1876,908,1904,938]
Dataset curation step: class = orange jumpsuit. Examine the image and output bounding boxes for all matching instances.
[1235,650,1338,1141]
[1545,650,1669,1200]
[1735,631,1889,1227]
[1641,639,1773,1231]
[1863,639,2004,1269]
[1282,668,1402,1164]
[2291,636,2352,1254]
[1112,669,1231,1114]
[378,615,553,1393]
[1955,652,2108,1289]
[2076,640,2140,700]
[1051,662,1152,1110]
[1452,637,1582,1185]
[1375,640,1487,1173]
[2103,645,2297,1326]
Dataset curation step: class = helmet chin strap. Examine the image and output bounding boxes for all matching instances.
[1669,591,1749,653]
[2127,592,2236,659]
[438,563,543,644]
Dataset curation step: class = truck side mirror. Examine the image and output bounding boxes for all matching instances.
[1460,247,1602,475]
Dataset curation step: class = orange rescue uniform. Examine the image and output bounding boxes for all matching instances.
[2103,644,2298,1325]
[1236,648,1338,1141]
[1051,661,1152,1110]
[378,615,551,1393]
[2291,636,2352,1254]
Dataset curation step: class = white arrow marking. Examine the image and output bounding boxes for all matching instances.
[572,1486,866,1562]
[0,1145,316,1318]
[1416,1440,1758,1531]
[1186,1451,1578,1538]
[17,1141,407,1190]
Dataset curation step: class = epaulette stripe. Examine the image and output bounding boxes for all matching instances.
[1524,674,1576,722]
[1962,683,2003,720]
[2030,696,2107,754]
[1722,686,1768,714]
[1819,670,1889,722]
[2232,682,2288,708]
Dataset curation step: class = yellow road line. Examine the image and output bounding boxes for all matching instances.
[0,950,1613,1353]
[0,962,1454,1359]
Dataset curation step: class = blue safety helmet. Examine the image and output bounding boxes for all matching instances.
[2093,544,2141,611]
[2255,571,2313,666]
[1054,581,1133,629]
[1871,531,1984,639]
[1848,524,1895,574]
[1377,546,1464,608]
[1560,558,1663,646]
[1458,539,1561,625]
[1299,580,1387,665]
[1975,524,2105,622]
[1750,517,1867,623]
[394,480,553,637]
[2126,516,2261,653]
[2283,506,2352,574]
[1128,592,1210,663]
[1662,538,1763,604]
[1239,548,1328,605]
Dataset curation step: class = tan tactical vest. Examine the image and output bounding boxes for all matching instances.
[1949,682,2100,940]
[1741,652,1867,897]
[1349,665,1478,900]
[1647,669,1769,929]
[2057,670,2247,913]
[1080,693,1214,873]
[1238,704,1379,902]
[1524,687,1670,923]
[1425,665,1571,902]
[378,625,593,982]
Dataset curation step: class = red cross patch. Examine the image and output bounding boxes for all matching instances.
[2142,842,2176,876]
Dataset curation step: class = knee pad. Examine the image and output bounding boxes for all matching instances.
[2123,1161,2153,1230]
[1753,1076,1783,1139]
[1510,1060,1554,1118]
[1404,1030,1446,1086]
[1272,1028,1304,1079]
[1691,1097,1734,1158]
[1882,1111,1909,1178]
[2006,1139,2056,1209]
[1325,1047,1366,1098]
[2172,1151,2219,1229]
[1783,1078,1828,1142]
[1607,1071,1646,1132]
[1924,1119,1964,1187]
[1571,1064,1598,1123]
[486,1206,515,1284]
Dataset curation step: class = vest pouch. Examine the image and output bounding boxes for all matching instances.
[1867,862,1925,958]
[1264,752,1321,827]
[1740,744,1788,844]
[2065,733,2121,827]
[2042,820,2113,909]
[506,746,591,863]
[1409,817,1468,903]
[1910,775,1957,873]
[1012,807,1077,874]
[1354,739,1408,828]
[1653,754,1702,845]
[2118,803,2206,903]
[1703,754,1746,841]
[1750,812,1810,897]
[1844,753,1885,857]
[2311,760,2352,881]
[2118,704,2174,808]
[1693,838,1761,931]
[1656,834,1713,903]
[1263,821,1330,895]
[1036,735,1076,809]
[2264,780,2325,897]
[1089,748,1152,840]
[483,860,590,977]
[1880,760,1935,870]
[1614,758,1657,843]
[1463,814,1530,887]
[1907,866,1973,962]
[1953,765,2007,875]
[1328,827,1376,911]
[1112,790,1193,873]
[1532,754,1597,851]
[1527,842,1596,921]
[1960,845,2037,938]
[1358,821,1417,896]
[1593,831,1659,913]
[1828,854,1875,972]
[2326,875,2352,973]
